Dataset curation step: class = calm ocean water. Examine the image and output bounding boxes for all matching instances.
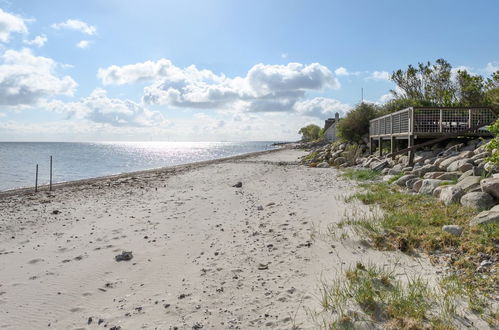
[0,141,280,191]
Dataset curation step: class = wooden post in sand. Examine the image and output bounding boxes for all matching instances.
[49,156,53,191]
[35,164,39,193]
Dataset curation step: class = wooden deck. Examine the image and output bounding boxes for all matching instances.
[369,107,497,156]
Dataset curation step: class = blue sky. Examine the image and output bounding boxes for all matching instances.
[0,0,497,141]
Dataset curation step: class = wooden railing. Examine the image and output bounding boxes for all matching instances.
[369,107,496,138]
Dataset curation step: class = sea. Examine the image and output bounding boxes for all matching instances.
[0,141,281,191]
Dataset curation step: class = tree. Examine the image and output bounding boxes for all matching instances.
[337,102,379,142]
[386,59,499,111]
[298,124,322,142]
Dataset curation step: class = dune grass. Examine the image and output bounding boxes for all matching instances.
[341,168,381,181]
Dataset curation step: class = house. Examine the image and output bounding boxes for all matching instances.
[324,112,341,142]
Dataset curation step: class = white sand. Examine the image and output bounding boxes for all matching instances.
[0,149,457,329]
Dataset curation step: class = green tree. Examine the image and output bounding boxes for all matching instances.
[337,102,379,142]
[298,124,322,142]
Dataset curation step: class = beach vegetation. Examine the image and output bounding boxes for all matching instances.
[341,168,381,181]
[320,262,461,329]
[485,118,499,164]
[332,181,498,326]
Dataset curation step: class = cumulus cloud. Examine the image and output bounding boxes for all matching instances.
[368,71,390,80]
[0,8,27,42]
[51,19,96,35]
[334,67,349,76]
[46,88,166,127]
[293,97,351,118]
[24,34,47,47]
[76,40,90,48]
[0,48,77,107]
[485,62,498,74]
[98,59,340,117]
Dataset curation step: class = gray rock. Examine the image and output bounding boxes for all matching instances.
[394,174,417,187]
[412,179,423,192]
[442,225,463,236]
[439,155,463,170]
[470,211,499,226]
[115,251,133,262]
[439,185,465,205]
[460,192,495,210]
[371,160,389,171]
[413,164,440,177]
[458,169,474,182]
[470,151,491,162]
[446,159,473,172]
[333,157,346,166]
[387,168,402,175]
[484,161,498,173]
[382,175,395,182]
[405,178,420,189]
[317,161,329,168]
[489,204,499,212]
[456,176,481,192]
[436,172,461,181]
[418,179,443,194]
[402,166,413,172]
[433,185,445,198]
[423,171,446,179]
[480,177,499,199]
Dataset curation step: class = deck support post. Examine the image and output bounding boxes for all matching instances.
[408,135,415,166]
[378,137,382,157]
[390,136,396,154]
[369,138,375,155]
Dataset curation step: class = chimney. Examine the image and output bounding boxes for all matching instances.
[335,112,340,121]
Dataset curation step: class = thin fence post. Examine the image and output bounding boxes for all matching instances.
[35,164,39,193]
[49,156,53,191]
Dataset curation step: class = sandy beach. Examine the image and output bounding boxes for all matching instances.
[0,149,456,329]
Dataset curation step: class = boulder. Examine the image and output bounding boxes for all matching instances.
[446,159,473,172]
[458,169,474,182]
[456,176,481,192]
[480,177,499,199]
[423,171,446,179]
[490,204,499,212]
[387,168,402,175]
[382,175,395,182]
[439,155,462,170]
[418,179,443,194]
[412,179,424,192]
[470,211,499,226]
[316,162,329,168]
[459,150,474,158]
[470,151,491,162]
[439,185,465,205]
[436,172,461,181]
[460,192,495,210]
[433,186,445,198]
[442,225,463,236]
[333,157,347,166]
[413,164,440,177]
[394,174,417,187]
[405,178,419,189]
[371,160,389,171]
[484,161,498,173]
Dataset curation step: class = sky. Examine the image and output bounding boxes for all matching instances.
[0,0,497,142]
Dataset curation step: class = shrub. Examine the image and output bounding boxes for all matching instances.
[337,102,379,142]
[298,124,322,142]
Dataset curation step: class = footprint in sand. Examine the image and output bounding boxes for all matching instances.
[28,258,44,264]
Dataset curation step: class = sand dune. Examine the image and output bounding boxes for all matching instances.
[0,149,448,329]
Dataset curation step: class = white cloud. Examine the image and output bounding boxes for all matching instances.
[334,67,349,76]
[45,88,166,127]
[76,40,90,48]
[98,59,340,117]
[368,71,390,80]
[24,34,47,47]
[0,8,28,42]
[293,97,351,118]
[0,48,77,107]
[485,62,498,74]
[281,53,288,59]
[51,19,96,35]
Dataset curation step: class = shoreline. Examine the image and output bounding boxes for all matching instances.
[0,145,293,198]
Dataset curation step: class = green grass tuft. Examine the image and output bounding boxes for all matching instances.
[342,168,381,181]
